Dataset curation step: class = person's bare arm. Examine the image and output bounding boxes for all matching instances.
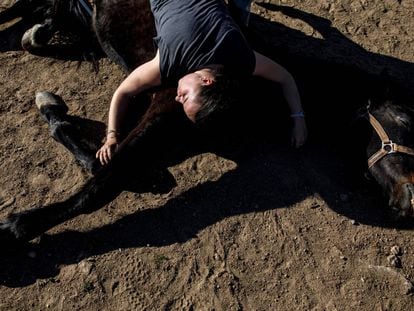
[253,51,307,147]
[97,50,162,165]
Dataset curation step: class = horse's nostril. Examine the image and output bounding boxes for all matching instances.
[403,183,414,214]
[405,183,414,195]
[390,183,414,217]
[409,186,414,207]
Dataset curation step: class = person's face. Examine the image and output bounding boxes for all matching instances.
[176,70,214,122]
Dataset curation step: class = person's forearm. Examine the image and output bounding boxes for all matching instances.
[253,51,304,115]
[107,89,131,136]
[105,53,162,137]
[281,74,303,115]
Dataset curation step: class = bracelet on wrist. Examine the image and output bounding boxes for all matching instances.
[107,129,119,135]
[290,111,305,118]
[106,129,120,138]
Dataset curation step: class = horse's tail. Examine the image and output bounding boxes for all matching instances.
[92,0,130,72]
[93,25,130,72]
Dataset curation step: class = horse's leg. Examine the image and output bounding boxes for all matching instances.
[35,91,99,173]
[0,157,125,246]
[0,156,125,244]
[21,18,55,52]
[35,91,153,174]
[0,97,188,246]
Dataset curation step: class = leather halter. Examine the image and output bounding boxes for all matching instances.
[367,112,414,168]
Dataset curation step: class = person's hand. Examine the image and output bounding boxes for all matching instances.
[96,135,118,165]
[291,117,308,148]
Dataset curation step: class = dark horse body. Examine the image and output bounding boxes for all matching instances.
[1,0,414,249]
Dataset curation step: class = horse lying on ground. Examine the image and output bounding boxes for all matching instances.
[1,0,414,250]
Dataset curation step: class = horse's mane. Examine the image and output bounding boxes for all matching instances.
[53,0,92,28]
[379,101,414,129]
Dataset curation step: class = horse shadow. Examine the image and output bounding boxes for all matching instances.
[1,5,414,287]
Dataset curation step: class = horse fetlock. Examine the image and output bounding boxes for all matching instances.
[36,91,68,114]
[36,91,69,125]
[21,23,52,51]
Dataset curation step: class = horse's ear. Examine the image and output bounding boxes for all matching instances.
[351,105,368,124]
[366,99,372,112]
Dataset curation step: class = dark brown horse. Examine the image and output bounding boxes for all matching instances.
[1,0,414,250]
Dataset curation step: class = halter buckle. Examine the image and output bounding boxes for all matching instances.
[382,141,396,154]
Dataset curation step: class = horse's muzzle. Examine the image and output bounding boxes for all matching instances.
[390,183,414,217]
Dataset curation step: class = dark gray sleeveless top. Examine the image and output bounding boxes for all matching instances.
[150,0,255,85]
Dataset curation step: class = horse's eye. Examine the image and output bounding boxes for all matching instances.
[396,116,410,128]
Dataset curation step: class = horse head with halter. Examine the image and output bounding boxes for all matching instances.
[365,98,414,218]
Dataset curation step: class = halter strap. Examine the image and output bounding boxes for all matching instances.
[367,112,414,168]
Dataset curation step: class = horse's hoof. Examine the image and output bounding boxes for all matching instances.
[21,24,44,52]
[35,91,69,115]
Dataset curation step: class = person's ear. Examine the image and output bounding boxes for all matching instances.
[201,77,214,85]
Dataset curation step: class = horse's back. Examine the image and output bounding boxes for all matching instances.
[93,0,156,71]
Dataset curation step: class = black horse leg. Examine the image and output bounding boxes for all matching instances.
[0,108,189,246]
[0,161,123,244]
[21,18,55,52]
[35,91,152,174]
[35,91,98,173]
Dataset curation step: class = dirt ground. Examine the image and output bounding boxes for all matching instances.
[1,0,414,310]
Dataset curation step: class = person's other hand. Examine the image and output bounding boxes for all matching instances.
[291,118,308,148]
[96,136,118,165]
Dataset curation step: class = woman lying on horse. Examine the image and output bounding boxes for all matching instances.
[96,0,308,165]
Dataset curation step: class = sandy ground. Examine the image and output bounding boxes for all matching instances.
[1,0,414,310]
